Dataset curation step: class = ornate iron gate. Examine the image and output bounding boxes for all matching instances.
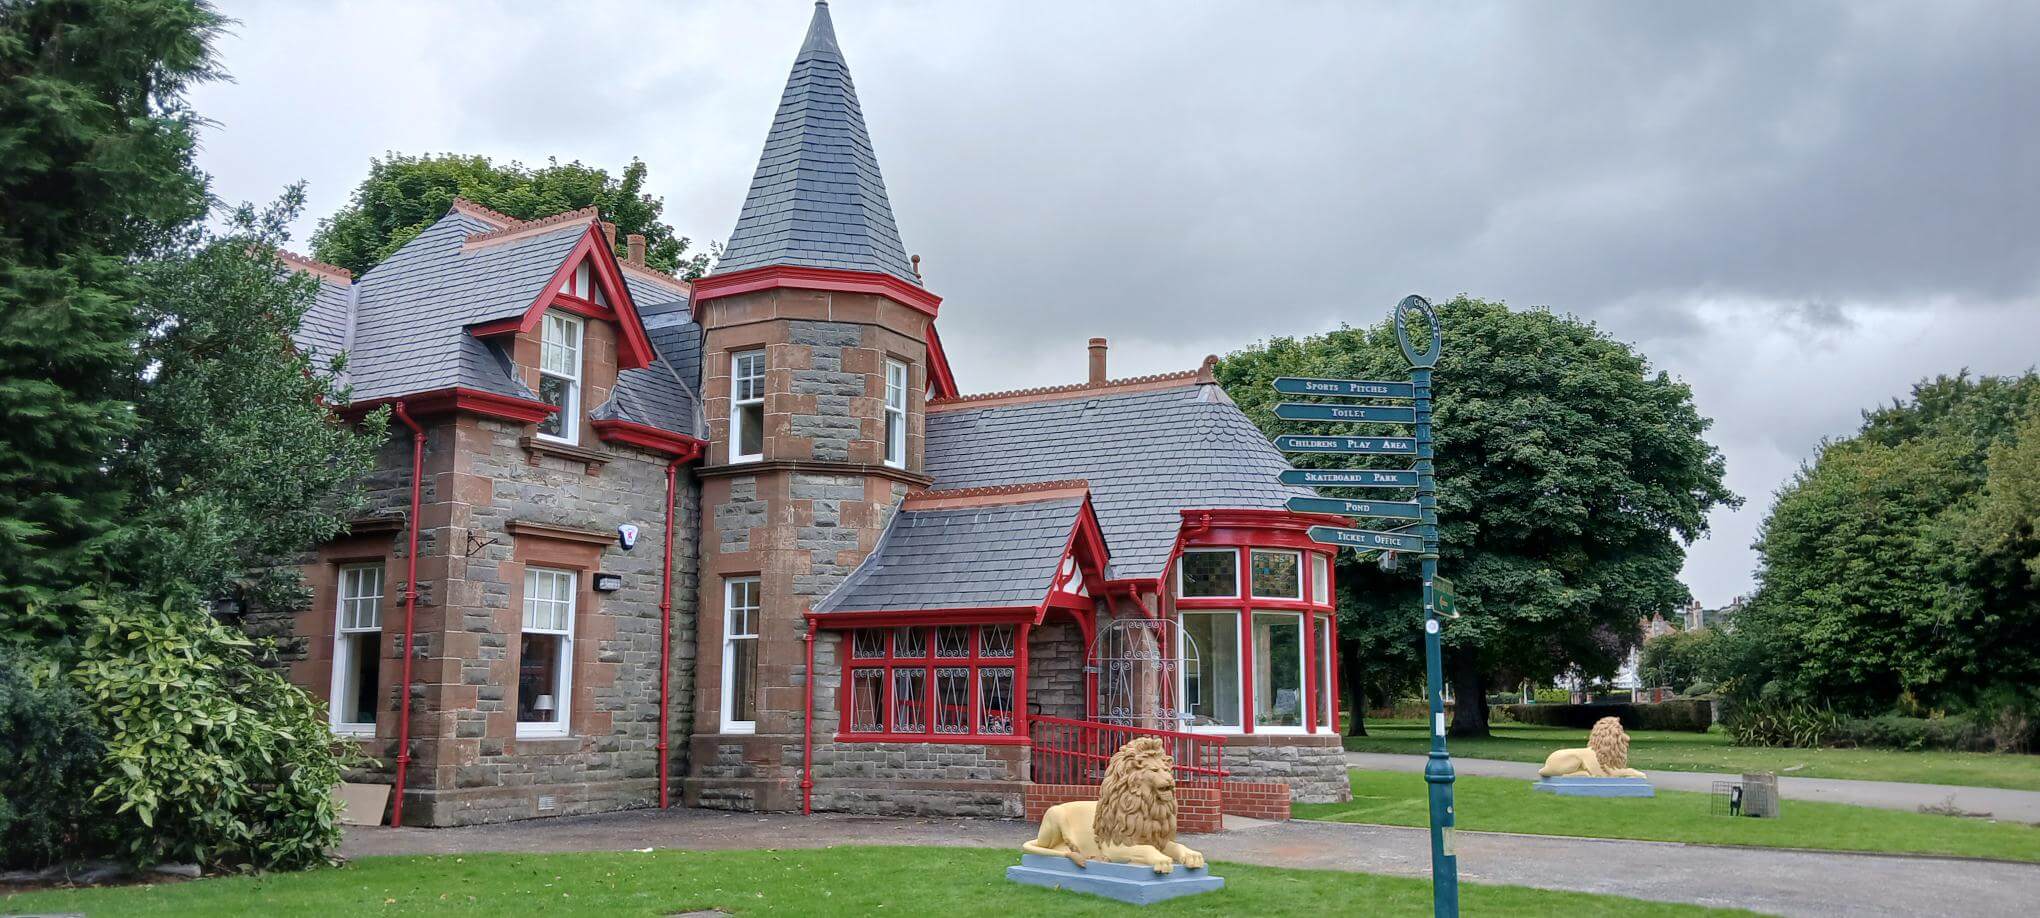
[1091,616,1183,731]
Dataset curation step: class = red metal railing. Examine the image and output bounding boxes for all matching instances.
[1029,715,1227,789]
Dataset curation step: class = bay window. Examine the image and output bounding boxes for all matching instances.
[518,567,576,737]
[883,359,908,469]
[844,624,1017,739]
[1178,610,1241,729]
[730,350,765,463]
[1251,549,1302,600]
[723,577,760,733]
[330,564,384,734]
[1175,543,1337,734]
[1253,612,1305,729]
[1178,548,1238,598]
[537,312,582,442]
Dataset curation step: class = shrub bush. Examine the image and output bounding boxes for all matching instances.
[1723,702,1844,748]
[1532,688,1570,704]
[1826,714,1993,752]
[1500,700,1713,732]
[70,594,357,870]
[1,650,106,868]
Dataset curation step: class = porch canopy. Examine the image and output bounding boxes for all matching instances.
[809,480,1111,742]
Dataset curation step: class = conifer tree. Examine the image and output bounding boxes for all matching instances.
[0,0,220,638]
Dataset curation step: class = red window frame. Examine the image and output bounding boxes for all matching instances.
[1174,544,1339,734]
[839,624,1024,744]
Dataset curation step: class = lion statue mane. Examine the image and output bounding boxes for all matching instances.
[1021,736,1206,873]
[1537,716,1646,778]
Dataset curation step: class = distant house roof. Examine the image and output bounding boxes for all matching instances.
[289,206,705,441]
[813,490,1090,614]
[923,372,1311,580]
[710,0,920,284]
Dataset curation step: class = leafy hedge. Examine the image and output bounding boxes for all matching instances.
[65,594,358,869]
[1,650,106,867]
[1500,700,1714,732]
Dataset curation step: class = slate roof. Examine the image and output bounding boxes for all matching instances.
[594,274,703,436]
[291,274,353,373]
[924,382,1312,580]
[289,208,708,440]
[711,0,920,284]
[338,210,588,403]
[813,496,1085,613]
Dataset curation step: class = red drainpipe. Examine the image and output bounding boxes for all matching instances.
[801,619,817,815]
[389,402,425,827]
[657,457,682,808]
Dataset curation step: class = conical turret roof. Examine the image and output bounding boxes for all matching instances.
[713,1,919,284]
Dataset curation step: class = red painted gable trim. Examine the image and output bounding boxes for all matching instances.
[344,386,556,425]
[468,225,658,371]
[926,323,959,399]
[689,264,943,319]
[590,418,706,460]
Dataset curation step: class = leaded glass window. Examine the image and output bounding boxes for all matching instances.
[1251,549,1302,599]
[892,626,926,658]
[852,629,887,658]
[979,667,1014,735]
[979,624,1014,658]
[892,669,926,733]
[850,669,884,733]
[1179,549,1238,598]
[935,667,971,734]
[935,625,970,658]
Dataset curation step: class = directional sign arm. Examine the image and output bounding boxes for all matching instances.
[1274,402,1419,424]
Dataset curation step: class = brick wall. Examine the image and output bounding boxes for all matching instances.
[1023,784,1222,834]
[1220,780,1293,821]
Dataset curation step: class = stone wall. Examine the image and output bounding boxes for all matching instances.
[688,285,934,812]
[275,410,701,827]
[810,740,1027,818]
[1027,620,1087,721]
[1221,734,1349,803]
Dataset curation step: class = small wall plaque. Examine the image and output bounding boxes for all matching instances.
[593,573,624,593]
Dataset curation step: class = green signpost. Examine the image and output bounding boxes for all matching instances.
[1271,434,1417,455]
[1284,496,1422,519]
[1274,294,1460,917]
[1279,467,1420,488]
[1273,402,1418,424]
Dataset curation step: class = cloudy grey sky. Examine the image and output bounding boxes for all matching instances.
[192,1,2038,607]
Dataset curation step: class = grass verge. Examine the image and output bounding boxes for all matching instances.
[0,846,1758,917]
[1296,770,2040,862]
[1343,719,2040,791]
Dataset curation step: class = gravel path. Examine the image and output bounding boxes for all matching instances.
[341,807,2040,917]
[1345,751,2040,823]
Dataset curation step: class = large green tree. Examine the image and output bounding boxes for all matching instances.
[311,153,710,277]
[1724,373,2040,718]
[111,188,387,614]
[0,0,218,633]
[1220,297,1735,735]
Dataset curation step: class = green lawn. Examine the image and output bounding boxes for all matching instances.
[0,847,1755,917]
[1296,770,2040,862]
[1344,719,2040,791]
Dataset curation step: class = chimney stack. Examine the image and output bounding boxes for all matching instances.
[1088,337,1109,384]
[626,233,646,265]
[601,221,618,248]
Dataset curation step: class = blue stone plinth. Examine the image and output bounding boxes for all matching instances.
[1005,853,1226,905]
[1532,776,1656,797]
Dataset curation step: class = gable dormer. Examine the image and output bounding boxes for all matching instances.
[462,218,660,448]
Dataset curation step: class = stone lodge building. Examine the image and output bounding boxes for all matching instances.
[267,1,1352,827]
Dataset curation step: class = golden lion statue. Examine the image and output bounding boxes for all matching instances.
[1538,716,1647,778]
[1022,736,1206,874]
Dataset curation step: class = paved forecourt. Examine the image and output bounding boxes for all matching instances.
[1346,751,2040,823]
